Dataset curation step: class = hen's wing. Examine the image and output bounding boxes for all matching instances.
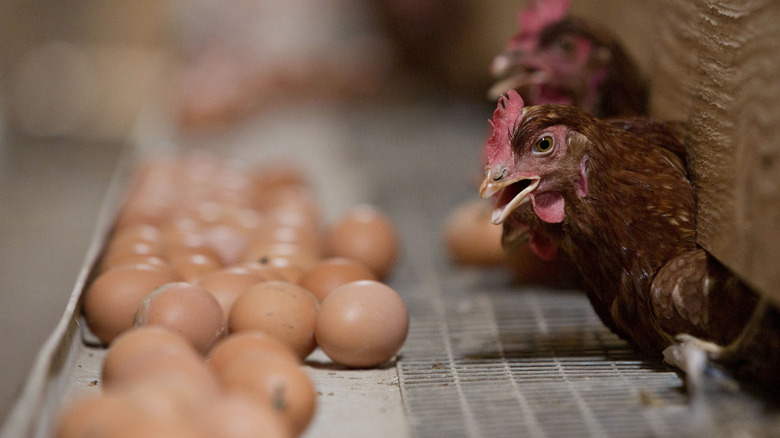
[650,249,758,346]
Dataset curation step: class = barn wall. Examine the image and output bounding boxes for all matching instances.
[651,0,780,302]
[565,0,780,301]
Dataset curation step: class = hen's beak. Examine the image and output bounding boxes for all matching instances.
[479,169,540,225]
[488,50,549,100]
[487,70,549,101]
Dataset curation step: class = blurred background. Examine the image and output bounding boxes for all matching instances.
[0,0,657,423]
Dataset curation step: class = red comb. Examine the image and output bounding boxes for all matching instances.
[509,0,571,50]
[485,90,525,166]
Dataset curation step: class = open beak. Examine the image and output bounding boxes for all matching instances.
[479,169,540,225]
[487,70,548,101]
[488,50,549,100]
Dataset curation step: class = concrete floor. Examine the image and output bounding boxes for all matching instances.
[0,135,121,423]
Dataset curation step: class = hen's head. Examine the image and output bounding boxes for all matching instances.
[489,0,647,118]
[480,90,593,233]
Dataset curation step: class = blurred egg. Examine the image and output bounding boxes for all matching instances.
[207,330,300,376]
[196,267,268,318]
[243,241,319,272]
[202,224,250,266]
[219,355,316,436]
[160,219,206,248]
[113,196,170,228]
[103,347,219,392]
[199,391,294,438]
[113,375,217,426]
[134,282,226,354]
[102,326,196,384]
[83,263,181,344]
[101,240,163,270]
[443,199,506,266]
[105,417,207,438]
[228,281,318,360]
[249,256,306,283]
[315,280,408,368]
[221,207,265,236]
[252,163,308,193]
[238,261,287,282]
[250,224,320,248]
[108,224,162,249]
[98,254,170,274]
[168,252,223,282]
[163,242,222,264]
[54,392,143,438]
[297,257,377,301]
[324,205,399,280]
[263,186,320,225]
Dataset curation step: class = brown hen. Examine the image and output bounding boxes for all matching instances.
[479,90,758,356]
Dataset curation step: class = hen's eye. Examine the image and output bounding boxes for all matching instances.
[559,39,575,54]
[534,136,554,154]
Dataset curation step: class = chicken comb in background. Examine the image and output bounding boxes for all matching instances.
[509,0,571,53]
[489,0,648,118]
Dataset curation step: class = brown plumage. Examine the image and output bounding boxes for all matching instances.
[480,90,758,356]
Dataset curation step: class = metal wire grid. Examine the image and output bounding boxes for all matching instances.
[397,280,690,438]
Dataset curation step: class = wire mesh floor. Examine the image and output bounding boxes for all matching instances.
[397,280,689,438]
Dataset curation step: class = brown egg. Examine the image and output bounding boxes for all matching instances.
[229,281,318,360]
[297,257,377,301]
[98,254,170,274]
[134,282,226,354]
[199,391,294,438]
[202,224,250,266]
[220,207,265,236]
[253,163,308,193]
[238,261,287,282]
[114,375,217,425]
[207,331,300,376]
[168,252,223,282]
[196,267,268,318]
[324,205,399,280]
[102,326,197,384]
[113,196,170,228]
[54,392,144,438]
[106,416,207,438]
[101,240,164,270]
[315,280,408,368]
[159,219,206,248]
[250,257,306,283]
[443,199,506,266]
[83,263,182,344]
[104,347,219,392]
[243,241,319,272]
[249,224,320,249]
[108,223,163,249]
[218,355,316,436]
[263,186,320,225]
[164,241,222,263]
